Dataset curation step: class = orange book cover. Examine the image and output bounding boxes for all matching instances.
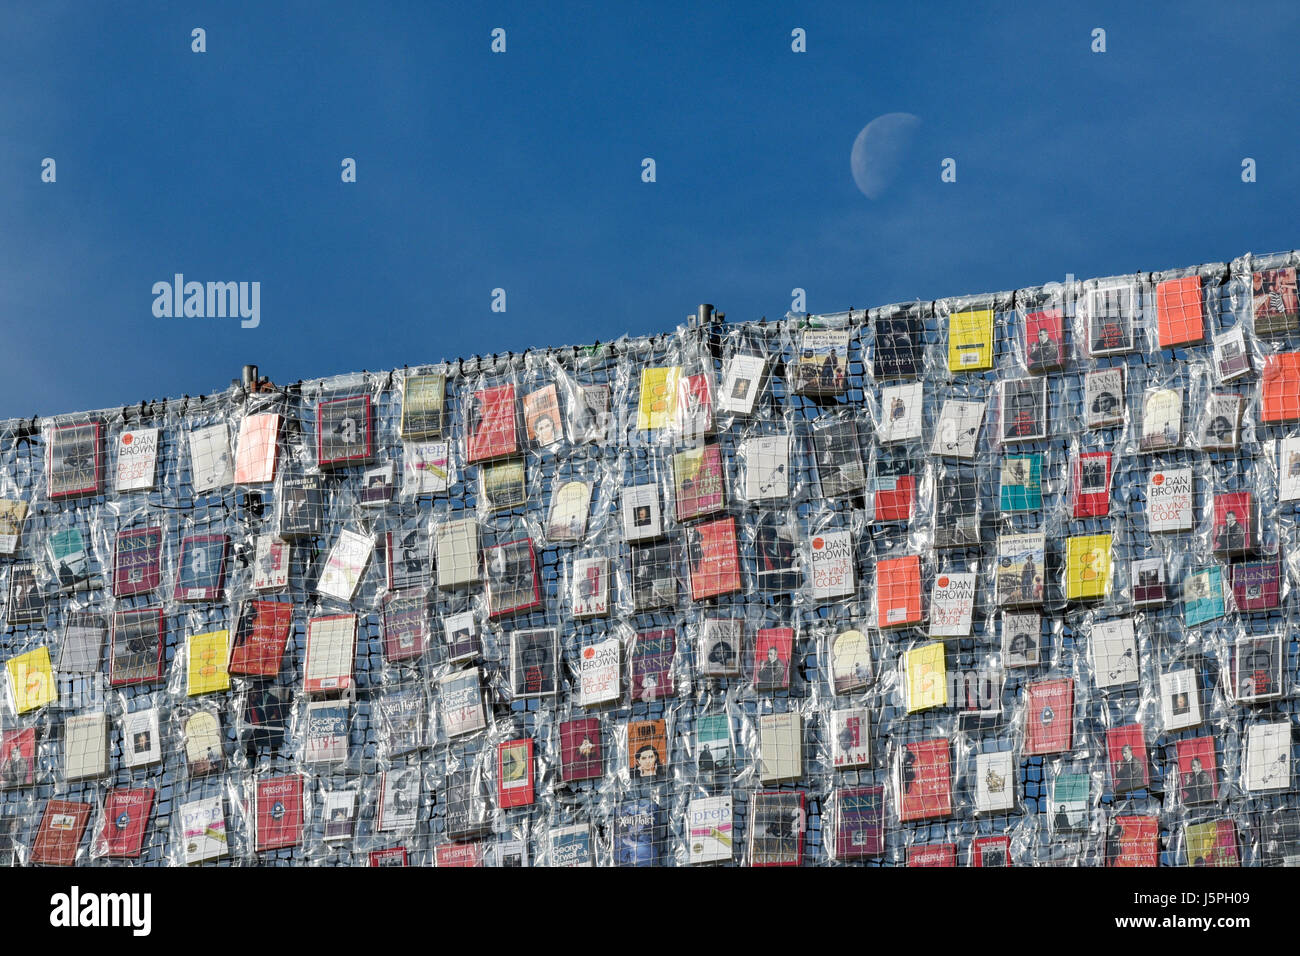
[876,555,922,629]
[1261,352,1300,423]
[1155,276,1204,348]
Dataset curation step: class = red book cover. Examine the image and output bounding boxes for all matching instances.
[673,443,725,521]
[1071,451,1111,518]
[752,627,794,692]
[96,787,154,859]
[497,738,535,808]
[876,555,922,629]
[873,462,915,522]
[1176,736,1218,806]
[112,526,163,597]
[255,775,304,852]
[466,384,518,463]
[1232,560,1281,612]
[1107,723,1149,794]
[1108,815,1159,867]
[435,841,485,867]
[1260,352,1300,423]
[228,600,294,677]
[676,371,715,435]
[0,727,37,788]
[972,835,1012,867]
[1156,275,1204,347]
[896,738,952,822]
[1212,491,1256,557]
[1024,308,1065,372]
[560,717,603,783]
[1024,679,1074,755]
[687,516,741,600]
[907,843,957,867]
[32,799,92,865]
[630,629,675,701]
[369,846,409,867]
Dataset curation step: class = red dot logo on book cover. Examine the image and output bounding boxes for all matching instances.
[122,433,133,446]
[813,537,824,550]
[582,646,595,660]
[1152,473,1164,485]
[938,575,950,588]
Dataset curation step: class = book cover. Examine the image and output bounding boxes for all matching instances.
[1233,634,1285,704]
[975,751,1016,812]
[1065,533,1111,601]
[695,713,732,779]
[697,618,742,678]
[675,371,715,438]
[1001,611,1041,667]
[547,480,591,542]
[830,706,871,768]
[440,667,487,737]
[435,518,480,589]
[1146,467,1193,532]
[1091,618,1138,688]
[1185,820,1239,867]
[64,712,108,781]
[497,738,535,808]
[404,440,453,495]
[1049,771,1088,832]
[1071,451,1111,518]
[523,383,564,449]
[1253,266,1300,336]
[749,790,805,866]
[930,571,977,637]
[809,529,854,600]
[1140,387,1183,451]
[908,844,957,867]
[1212,326,1252,382]
[1259,809,1300,866]
[509,628,558,698]
[0,727,36,789]
[1107,724,1149,794]
[1245,721,1290,791]
[630,629,675,701]
[947,307,994,372]
[359,462,394,506]
[376,767,421,832]
[1000,454,1042,512]
[576,637,620,706]
[303,699,349,764]
[6,564,43,626]
[180,796,227,864]
[435,843,485,867]
[755,514,798,592]
[322,790,357,842]
[1131,557,1167,607]
[1108,816,1159,868]
[1085,284,1136,356]
[277,473,324,538]
[480,457,525,511]
[672,443,725,521]
[234,412,279,484]
[796,329,851,394]
[108,608,164,687]
[831,785,883,861]
[1261,352,1300,423]
[1084,367,1125,429]
[895,738,952,822]
[741,435,790,500]
[931,399,984,459]
[96,787,154,859]
[316,395,372,466]
[484,538,541,618]
[1160,667,1202,732]
[955,667,1003,718]
[1000,377,1047,442]
[627,719,668,782]
[381,590,427,663]
[972,835,1012,867]
[182,708,224,777]
[6,646,54,714]
[569,383,611,444]
[374,689,427,757]
[400,372,446,440]
[45,527,94,592]
[758,712,803,783]
[812,420,866,496]
[252,535,290,591]
[636,366,681,430]
[114,427,159,492]
[1155,275,1204,347]
[1184,566,1226,626]
[1200,393,1243,451]
[570,555,609,617]
[303,613,356,693]
[614,798,664,867]
[621,484,662,542]
[878,382,924,443]
[48,422,103,499]
[903,642,947,712]
[1280,435,1300,502]
[559,717,603,783]
[1177,736,1218,806]
[229,600,293,678]
[876,554,923,629]
[122,708,161,769]
[369,846,409,867]
[871,457,915,522]
[995,532,1045,608]
[1212,491,1257,557]
[1232,560,1281,612]
[442,610,481,663]
[873,310,922,379]
[829,628,872,695]
[1024,679,1074,755]
[630,541,677,610]
[548,823,593,867]
[444,769,490,840]
[718,354,766,415]
[186,628,230,696]
[0,499,27,554]
[316,528,372,603]
[466,384,518,462]
[686,795,733,864]
[1024,307,1064,373]
[382,528,427,595]
[32,799,92,866]
[752,627,793,692]
[244,683,290,751]
[188,423,233,494]
[175,533,229,602]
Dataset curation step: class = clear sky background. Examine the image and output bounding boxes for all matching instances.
[4,1,1299,419]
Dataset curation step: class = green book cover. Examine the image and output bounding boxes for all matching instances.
[999,454,1042,512]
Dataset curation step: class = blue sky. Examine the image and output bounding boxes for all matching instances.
[4,1,1299,418]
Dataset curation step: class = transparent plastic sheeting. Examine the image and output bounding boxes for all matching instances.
[2,250,1300,867]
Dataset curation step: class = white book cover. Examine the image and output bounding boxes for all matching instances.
[929,571,976,638]
[253,535,290,591]
[439,667,487,738]
[1281,436,1300,503]
[1146,467,1193,532]
[114,428,159,492]
[442,610,479,663]
[1091,618,1139,688]
[809,529,854,600]
[718,354,765,415]
[758,712,802,784]
[378,768,421,831]
[1084,368,1125,429]
[317,529,373,602]
[403,440,453,495]
[1245,722,1291,792]
[686,795,733,864]
[975,750,1016,812]
[322,791,357,843]
[1212,326,1251,383]
[180,796,228,864]
[64,711,108,780]
[122,708,162,768]
[1199,393,1242,451]
[742,435,790,500]
[830,707,871,769]
[879,383,924,443]
[1140,387,1182,451]
[576,637,620,706]
[304,615,356,692]
[1159,667,1202,732]
[304,699,350,763]
[931,399,984,459]
[570,556,609,618]
[621,484,662,542]
[188,423,233,494]
[435,518,480,588]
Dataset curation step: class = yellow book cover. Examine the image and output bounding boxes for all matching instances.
[904,641,947,713]
[947,308,995,372]
[1066,534,1111,600]
[187,629,231,696]
[636,367,680,430]
[6,646,55,714]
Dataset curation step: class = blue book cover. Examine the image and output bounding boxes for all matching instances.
[615,798,662,867]
[999,454,1042,512]
[1184,567,1226,626]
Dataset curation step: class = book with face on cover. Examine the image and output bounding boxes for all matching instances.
[1177,737,1218,806]
[569,383,611,444]
[812,420,865,497]
[621,484,662,542]
[1160,667,1202,732]
[114,428,159,492]
[1200,393,1243,451]
[1,727,37,789]
[1254,266,1300,336]
[1084,367,1125,429]
[718,354,766,415]
[1024,307,1064,373]
[252,535,290,591]
[878,383,924,443]
[1083,282,1136,356]
[795,329,851,395]
[1000,377,1047,442]
[873,309,923,379]
[523,384,564,450]
[749,791,806,867]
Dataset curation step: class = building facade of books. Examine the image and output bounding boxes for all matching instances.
[2,250,1300,866]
